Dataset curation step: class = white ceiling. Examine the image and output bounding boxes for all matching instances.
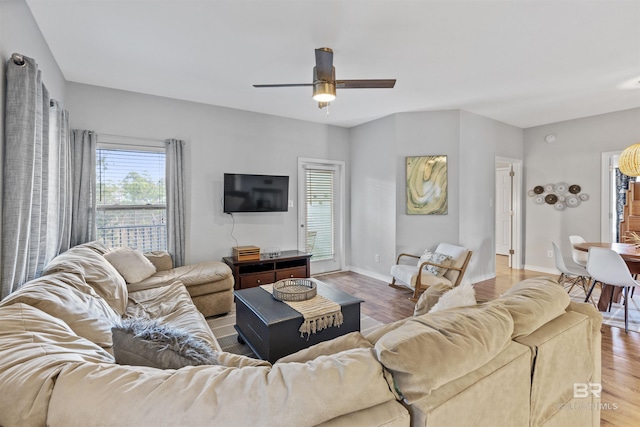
[26,0,640,129]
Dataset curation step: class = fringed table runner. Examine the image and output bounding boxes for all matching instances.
[261,283,344,337]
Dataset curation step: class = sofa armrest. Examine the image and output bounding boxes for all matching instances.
[144,251,174,271]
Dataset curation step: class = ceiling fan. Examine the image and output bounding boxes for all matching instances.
[253,47,396,109]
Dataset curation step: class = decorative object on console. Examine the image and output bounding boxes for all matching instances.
[233,245,261,261]
[263,247,281,258]
[406,155,448,215]
[111,318,219,369]
[528,182,589,210]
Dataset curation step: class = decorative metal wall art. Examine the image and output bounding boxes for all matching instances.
[528,182,589,211]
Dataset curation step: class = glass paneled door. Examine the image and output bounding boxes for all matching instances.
[298,159,344,274]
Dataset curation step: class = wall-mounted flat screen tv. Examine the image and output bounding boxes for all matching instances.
[223,173,289,213]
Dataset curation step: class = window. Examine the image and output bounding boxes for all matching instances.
[96,148,166,252]
[304,168,335,261]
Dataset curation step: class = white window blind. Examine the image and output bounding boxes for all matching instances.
[305,168,335,261]
[96,148,167,253]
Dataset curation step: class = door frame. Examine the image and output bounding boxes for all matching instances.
[601,151,622,242]
[495,165,512,257]
[496,157,523,269]
[297,157,346,274]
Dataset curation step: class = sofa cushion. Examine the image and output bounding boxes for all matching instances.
[126,281,220,352]
[495,276,570,338]
[47,348,398,427]
[276,331,373,364]
[0,272,121,348]
[130,260,233,293]
[144,250,174,271]
[516,311,595,426]
[105,247,157,284]
[112,318,218,369]
[215,352,272,368]
[42,246,128,315]
[73,240,110,255]
[375,303,514,403]
[0,303,114,427]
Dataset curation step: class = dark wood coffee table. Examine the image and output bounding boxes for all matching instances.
[234,281,363,363]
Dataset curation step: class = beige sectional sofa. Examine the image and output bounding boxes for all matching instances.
[0,241,601,427]
[130,249,234,317]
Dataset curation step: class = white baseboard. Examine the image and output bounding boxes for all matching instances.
[523,265,559,275]
[466,272,495,285]
[346,266,392,284]
[347,269,511,287]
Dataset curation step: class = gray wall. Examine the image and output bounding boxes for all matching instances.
[523,107,640,271]
[348,115,397,279]
[460,110,524,281]
[349,109,523,283]
[67,83,350,264]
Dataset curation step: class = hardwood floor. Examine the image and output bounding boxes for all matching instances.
[317,256,640,426]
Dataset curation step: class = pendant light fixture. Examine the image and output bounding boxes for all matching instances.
[619,143,640,176]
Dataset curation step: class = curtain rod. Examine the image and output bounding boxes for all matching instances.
[97,133,166,144]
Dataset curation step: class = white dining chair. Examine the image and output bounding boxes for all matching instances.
[551,241,591,299]
[569,235,588,267]
[585,247,638,333]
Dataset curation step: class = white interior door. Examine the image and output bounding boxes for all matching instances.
[495,166,512,257]
[298,158,344,275]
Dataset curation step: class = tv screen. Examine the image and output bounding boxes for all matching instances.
[223,173,289,213]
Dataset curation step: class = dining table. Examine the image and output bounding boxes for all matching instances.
[573,242,640,311]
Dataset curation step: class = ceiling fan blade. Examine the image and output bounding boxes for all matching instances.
[253,83,313,88]
[336,79,396,89]
[315,48,334,80]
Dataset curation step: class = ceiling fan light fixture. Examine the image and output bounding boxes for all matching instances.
[312,81,336,102]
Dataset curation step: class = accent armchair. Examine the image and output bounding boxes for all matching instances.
[389,243,472,301]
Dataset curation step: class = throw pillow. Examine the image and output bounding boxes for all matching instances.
[111,318,219,369]
[418,251,453,277]
[429,282,476,313]
[104,247,157,284]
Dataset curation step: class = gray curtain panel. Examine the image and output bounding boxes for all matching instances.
[47,101,72,258]
[166,139,186,267]
[1,54,69,298]
[69,130,97,247]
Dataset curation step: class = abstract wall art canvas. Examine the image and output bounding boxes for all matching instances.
[406,155,448,215]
